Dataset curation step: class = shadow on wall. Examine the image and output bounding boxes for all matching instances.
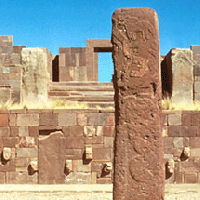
[52,55,59,82]
[161,55,172,98]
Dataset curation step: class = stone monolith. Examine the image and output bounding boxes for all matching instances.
[112,8,164,199]
[162,48,193,106]
[38,131,66,184]
[21,48,52,106]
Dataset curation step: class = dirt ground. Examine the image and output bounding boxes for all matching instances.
[0,184,199,200]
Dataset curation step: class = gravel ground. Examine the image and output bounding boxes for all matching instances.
[0,191,200,200]
[0,184,199,200]
[0,192,112,200]
[0,192,200,200]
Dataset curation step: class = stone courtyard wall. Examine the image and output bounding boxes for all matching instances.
[0,108,199,184]
[0,109,114,184]
[163,110,200,184]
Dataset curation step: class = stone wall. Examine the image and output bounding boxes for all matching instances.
[59,40,112,82]
[0,109,114,184]
[0,108,200,184]
[0,36,25,104]
[191,46,200,101]
[163,110,200,184]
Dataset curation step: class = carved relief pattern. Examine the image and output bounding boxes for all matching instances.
[112,8,164,200]
[112,14,158,81]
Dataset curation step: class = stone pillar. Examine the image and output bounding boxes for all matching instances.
[112,8,164,199]
[191,46,200,101]
[21,48,52,106]
[162,48,193,105]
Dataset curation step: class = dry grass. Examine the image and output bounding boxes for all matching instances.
[0,99,114,110]
[162,96,200,110]
[3,96,198,111]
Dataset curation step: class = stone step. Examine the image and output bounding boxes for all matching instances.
[49,91,114,97]
[49,95,114,102]
[50,83,114,92]
[50,85,114,91]
[51,81,113,87]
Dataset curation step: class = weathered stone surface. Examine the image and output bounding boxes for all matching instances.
[2,147,11,160]
[21,48,51,106]
[112,8,164,199]
[0,86,11,104]
[84,144,93,160]
[191,46,200,101]
[164,48,193,105]
[38,131,66,184]
[6,171,38,184]
[17,114,39,126]
[0,114,9,126]
[65,172,91,184]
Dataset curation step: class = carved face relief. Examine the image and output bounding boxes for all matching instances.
[30,160,38,171]
[85,146,93,160]
[104,162,112,173]
[3,147,11,161]
[167,159,174,174]
[183,147,190,158]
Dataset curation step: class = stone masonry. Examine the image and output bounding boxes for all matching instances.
[112,8,164,199]
[161,48,193,106]
[191,46,200,101]
[0,109,200,184]
[0,7,200,187]
[0,36,25,104]
[0,109,115,184]
[21,48,52,105]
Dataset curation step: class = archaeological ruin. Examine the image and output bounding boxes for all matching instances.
[0,7,199,192]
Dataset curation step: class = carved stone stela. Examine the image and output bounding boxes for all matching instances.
[38,131,66,184]
[112,8,164,199]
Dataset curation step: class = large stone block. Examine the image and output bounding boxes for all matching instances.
[6,171,38,184]
[17,114,39,126]
[0,114,8,126]
[39,113,58,126]
[21,48,51,106]
[0,127,10,137]
[191,46,200,101]
[164,48,193,105]
[112,8,164,199]
[65,136,85,149]
[58,113,76,126]
[168,114,182,125]
[38,131,66,184]
[0,172,6,183]
[88,113,106,126]
[0,86,11,104]
[65,172,91,184]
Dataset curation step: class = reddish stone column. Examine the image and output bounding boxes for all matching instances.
[112,8,164,200]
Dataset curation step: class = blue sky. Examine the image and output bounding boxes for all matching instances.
[0,0,200,82]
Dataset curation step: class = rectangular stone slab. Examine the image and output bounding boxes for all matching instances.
[21,48,51,106]
[162,48,193,105]
[112,8,164,199]
[38,131,66,184]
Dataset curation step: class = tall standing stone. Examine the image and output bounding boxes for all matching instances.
[38,131,66,184]
[21,48,52,106]
[112,8,164,199]
[162,48,193,105]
